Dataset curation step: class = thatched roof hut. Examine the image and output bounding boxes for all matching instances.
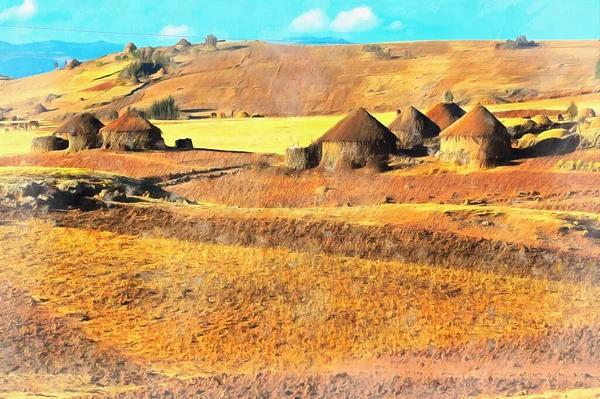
[31,136,68,153]
[314,107,397,170]
[425,102,466,131]
[32,103,47,115]
[578,108,596,119]
[124,42,137,54]
[388,106,440,149]
[66,59,81,70]
[235,111,250,118]
[100,111,166,151]
[439,105,511,168]
[54,113,105,152]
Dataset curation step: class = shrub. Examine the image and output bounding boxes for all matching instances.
[145,96,181,120]
[107,110,119,120]
[120,61,145,79]
[596,57,600,79]
[567,101,578,120]
[95,60,105,68]
[205,34,218,47]
[444,90,454,102]
[151,51,171,68]
[115,55,122,61]
[120,51,171,79]
[362,44,392,59]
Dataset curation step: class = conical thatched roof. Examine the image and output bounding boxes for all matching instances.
[425,102,466,131]
[124,42,137,53]
[101,111,161,134]
[440,105,511,162]
[100,111,165,151]
[440,105,510,139]
[388,106,440,148]
[55,113,104,137]
[32,103,47,115]
[317,108,397,144]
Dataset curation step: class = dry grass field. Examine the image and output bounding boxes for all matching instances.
[0,214,599,397]
[1,38,600,398]
[1,94,597,157]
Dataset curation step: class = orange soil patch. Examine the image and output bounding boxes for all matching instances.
[0,149,275,179]
[84,81,117,92]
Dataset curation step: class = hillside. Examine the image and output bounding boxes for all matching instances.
[0,40,599,120]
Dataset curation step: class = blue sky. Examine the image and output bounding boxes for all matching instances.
[1,0,599,45]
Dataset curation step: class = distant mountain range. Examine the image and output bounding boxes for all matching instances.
[283,37,353,45]
[0,40,123,79]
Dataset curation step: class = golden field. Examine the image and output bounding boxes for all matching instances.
[1,222,599,377]
[1,91,599,156]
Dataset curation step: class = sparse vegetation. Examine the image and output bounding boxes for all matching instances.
[120,51,171,79]
[505,35,538,49]
[567,101,578,120]
[362,44,392,59]
[205,33,218,47]
[596,56,600,79]
[107,109,119,121]
[145,96,181,120]
[444,90,454,102]
[151,51,171,68]
[120,61,146,79]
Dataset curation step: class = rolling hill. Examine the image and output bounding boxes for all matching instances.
[0,39,599,120]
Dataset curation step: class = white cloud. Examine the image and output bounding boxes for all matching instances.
[330,6,380,32]
[388,21,404,31]
[289,9,329,32]
[0,0,37,21]
[159,24,191,37]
